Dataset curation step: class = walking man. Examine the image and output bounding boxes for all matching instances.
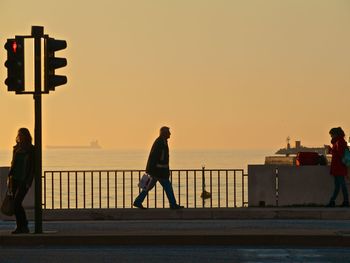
[133,126,184,209]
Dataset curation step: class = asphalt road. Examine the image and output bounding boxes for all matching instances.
[1,246,350,263]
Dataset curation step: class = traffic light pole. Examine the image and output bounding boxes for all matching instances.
[4,26,67,234]
[33,26,43,234]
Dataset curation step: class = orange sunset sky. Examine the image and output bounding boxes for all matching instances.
[0,0,349,150]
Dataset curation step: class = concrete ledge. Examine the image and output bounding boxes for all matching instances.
[40,208,350,221]
[3,208,350,221]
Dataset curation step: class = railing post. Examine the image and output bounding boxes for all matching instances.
[202,166,205,208]
[275,168,279,207]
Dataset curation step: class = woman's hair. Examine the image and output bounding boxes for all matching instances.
[16,128,33,146]
[329,127,345,138]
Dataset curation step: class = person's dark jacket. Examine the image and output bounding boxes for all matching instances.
[330,136,348,176]
[9,144,35,187]
[146,136,170,179]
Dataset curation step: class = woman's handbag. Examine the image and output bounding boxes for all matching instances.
[342,147,350,167]
[1,190,14,216]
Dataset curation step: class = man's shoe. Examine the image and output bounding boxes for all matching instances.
[341,202,349,207]
[11,228,22,234]
[170,204,184,209]
[326,201,335,207]
[133,202,147,209]
[21,226,30,233]
[11,226,30,234]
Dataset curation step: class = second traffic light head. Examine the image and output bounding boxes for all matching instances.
[45,37,67,91]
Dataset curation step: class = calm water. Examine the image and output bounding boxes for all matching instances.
[0,148,272,171]
[0,149,273,208]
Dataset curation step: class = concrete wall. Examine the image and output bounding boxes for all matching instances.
[0,167,35,220]
[248,165,349,206]
[248,165,277,206]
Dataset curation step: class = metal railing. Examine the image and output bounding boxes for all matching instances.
[43,168,247,209]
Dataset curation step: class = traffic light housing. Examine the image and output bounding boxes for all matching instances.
[4,38,25,92]
[44,37,67,92]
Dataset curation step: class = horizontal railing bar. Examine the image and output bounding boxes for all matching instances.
[44,169,244,173]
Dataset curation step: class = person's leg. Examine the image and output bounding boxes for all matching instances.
[13,183,29,232]
[339,176,349,206]
[329,176,341,206]
[133,177,157,207]
[158,178,177,207]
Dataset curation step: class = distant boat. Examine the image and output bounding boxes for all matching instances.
[46,140,101,150]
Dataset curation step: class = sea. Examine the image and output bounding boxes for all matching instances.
[0,148,273,171]
[0,148,274,208]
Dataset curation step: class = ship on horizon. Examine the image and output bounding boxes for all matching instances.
[46,140,101,150]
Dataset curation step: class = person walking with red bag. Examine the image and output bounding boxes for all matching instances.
[327,127,349,207]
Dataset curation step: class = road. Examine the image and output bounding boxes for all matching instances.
[1,246,350,263]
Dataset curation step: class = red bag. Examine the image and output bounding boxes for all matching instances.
[296,152,320,166]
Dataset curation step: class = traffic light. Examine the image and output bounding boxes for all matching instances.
[4,38,25,92]
[44,37,67,92]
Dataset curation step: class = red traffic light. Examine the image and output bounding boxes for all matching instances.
[12,41,17,53]
[4,39,22,54]
[4,38,25,92]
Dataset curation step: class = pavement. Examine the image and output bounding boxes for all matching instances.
[1,208,350,247]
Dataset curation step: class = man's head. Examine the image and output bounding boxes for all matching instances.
[160,126,171,139]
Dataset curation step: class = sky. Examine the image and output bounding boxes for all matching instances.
[0,0,349,151]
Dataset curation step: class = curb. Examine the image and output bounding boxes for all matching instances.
[3,208,350,221]
[43,208,350,221]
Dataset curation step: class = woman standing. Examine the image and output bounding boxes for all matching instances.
[327,127,349,207]
[8,128,35,234]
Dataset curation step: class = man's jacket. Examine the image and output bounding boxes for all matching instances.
[146,136,170,178]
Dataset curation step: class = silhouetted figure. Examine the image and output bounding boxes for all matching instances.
[8,128,35,234]
[133,126,183,209]
[326,127,349,207]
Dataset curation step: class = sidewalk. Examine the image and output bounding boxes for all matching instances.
[1,208,350,247]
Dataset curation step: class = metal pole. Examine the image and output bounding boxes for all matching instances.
[32,26,43,234]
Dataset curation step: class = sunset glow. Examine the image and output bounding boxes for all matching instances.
[1,0,349,151]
